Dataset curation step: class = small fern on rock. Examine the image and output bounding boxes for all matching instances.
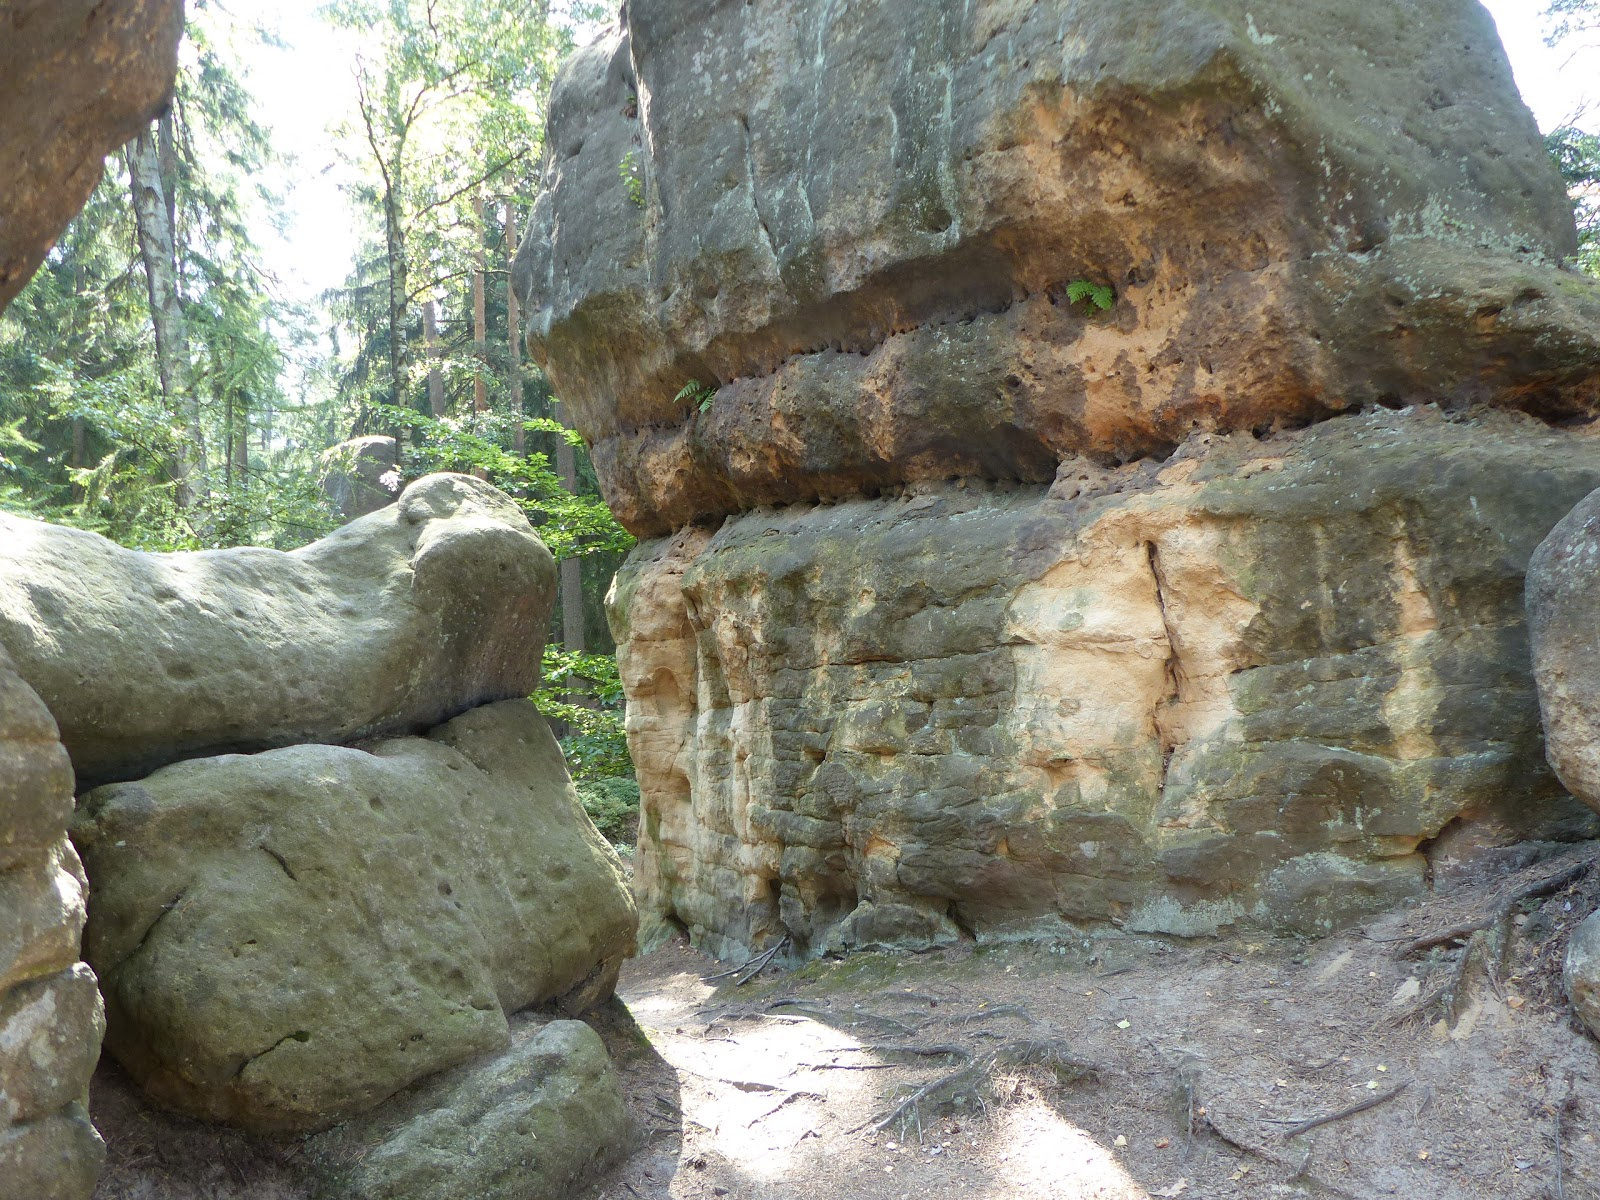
[675,380,718,412]
[1064,279,1116,312]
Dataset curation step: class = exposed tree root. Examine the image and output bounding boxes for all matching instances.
[858,1038,1097,1139]
[1391,846,1599,1028]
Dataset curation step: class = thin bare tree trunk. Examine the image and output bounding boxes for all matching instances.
[555,392,585,654]
[424,299,445,416]
[504,201,524,456]
[126,122,206,509]
[382,176,407,464]
[472,194,488,414]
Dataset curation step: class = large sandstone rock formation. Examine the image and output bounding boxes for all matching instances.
[72,700,636,1134]
[0,0,184,309]
[614,411,1600,955]
[0,650,104,1200]
[0,473,555,787]
[515,0,1600,538]
[519,0,1600,957]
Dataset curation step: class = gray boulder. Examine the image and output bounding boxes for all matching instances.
[0,0,183,310]
[1530,487,1600,812]
[307,1017,632,1200]
[0,472,555,787]
[0,1103,103,1200]
[320,434,400,522]
[1566,908,1600,1038]
[72,699,637,1134]
[0,648,103,1199]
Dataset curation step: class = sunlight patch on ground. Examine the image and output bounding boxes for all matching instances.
[629,976,881,1184]
[981,1101,1152,1200]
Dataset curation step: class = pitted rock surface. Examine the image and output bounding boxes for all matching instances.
[613,411,1600,958]
[72,700,637,1134]
[517,0,1600,537]
[0,472,556,787]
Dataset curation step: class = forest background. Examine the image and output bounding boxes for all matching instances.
[0,0,1596,840]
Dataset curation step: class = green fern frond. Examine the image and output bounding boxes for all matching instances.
[674,380,718,412]
[1065,279,1115,311]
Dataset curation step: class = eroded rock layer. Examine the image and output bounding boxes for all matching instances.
[517,0,1600,537]
[0,649,104,1200]
[0,473,555,787]
[613,412,1600,957]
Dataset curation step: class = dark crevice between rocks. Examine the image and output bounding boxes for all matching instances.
[128,888,188,958]
[1146,539,1183,793]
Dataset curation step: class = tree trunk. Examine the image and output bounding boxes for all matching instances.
[126,123,206,509]
[382,172,407,466]
[424,299,445,416]
[555,395,585,654]
[472,194,488,414]
[504,201,524,456]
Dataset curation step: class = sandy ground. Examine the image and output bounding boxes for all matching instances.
[94,844,1600,1200]
[586,849,1600,1200]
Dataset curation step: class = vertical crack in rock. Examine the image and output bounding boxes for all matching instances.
[738,113,779,269]
[1146,538,1183,792]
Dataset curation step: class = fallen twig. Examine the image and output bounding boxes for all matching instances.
[746,1089,825,1126]
[702,936,790,985]
[1280,1081,1410,1139]
[957,1004,1032,1026]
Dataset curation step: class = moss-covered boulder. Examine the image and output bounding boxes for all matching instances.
[72,700,637,1134]
[0,473,555,788]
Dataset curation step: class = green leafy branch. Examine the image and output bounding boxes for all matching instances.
[619,150,645,208]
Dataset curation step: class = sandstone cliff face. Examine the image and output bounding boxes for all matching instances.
[612,412,1600,956]
[521,0,1600,958]
[517,0,1600,539]
[0,0,184,309]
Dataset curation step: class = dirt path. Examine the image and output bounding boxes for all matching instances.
[88,847,1600,1199]
[588,857,1600,1200]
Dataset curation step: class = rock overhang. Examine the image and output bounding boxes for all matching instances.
[517,0,1600,537]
